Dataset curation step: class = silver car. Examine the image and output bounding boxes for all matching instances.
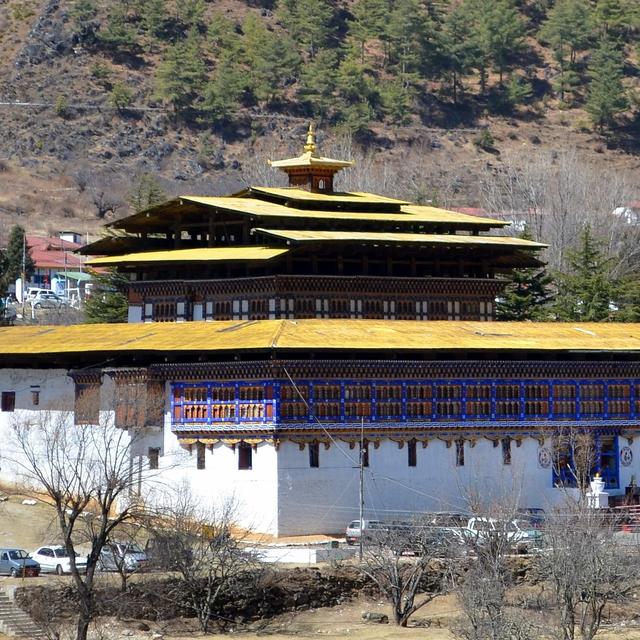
[0,548,40,577]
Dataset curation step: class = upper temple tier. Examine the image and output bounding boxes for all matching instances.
[80,127,546,324]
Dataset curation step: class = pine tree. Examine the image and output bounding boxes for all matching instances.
[349,0,388,62]
[554,225,615,321]
[380,78,412,125]
[1,225,35,292]
[141,0,166,39]
[496,240,555,321]
[204,51,247,120]
[177,0,205,30]
[108,81,134,113]
[276,0,335,58]
[100,4,138,51]
[208,12,240,53]
[70,0,97,30]
[591,0,631,38]
[299,48,338,118]
[84,269,128,324]
[468,0,526,91]
[128,174,167,213]
[539,0,592,102]
[242,14,300,104]
[586,37,629,131]
[154,29,207,114]
[439,3,476,104]
[385,0,432,85]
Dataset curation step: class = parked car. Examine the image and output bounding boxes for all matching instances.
[31,545,87,575]
[97,546,138,573]
[26,288,49,300]
[0,548,40,577]
[31,292,67,309]
[345,519,387,545]
[105,542,149,572]
[461,517,543,553]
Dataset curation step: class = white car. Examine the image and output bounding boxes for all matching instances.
[460,517,543,553]
[31,545,87,575]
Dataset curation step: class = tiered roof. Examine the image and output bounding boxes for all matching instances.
[82,126,545,269]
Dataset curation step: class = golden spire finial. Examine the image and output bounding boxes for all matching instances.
[303,123,316,154]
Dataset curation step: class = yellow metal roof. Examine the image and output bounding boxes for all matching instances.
[269,150,353,170]
[1,321,640,356]
[247,187,408,205]
[253,229,547,248]
[178,196,505,227]
[401,205,508,226]
[87,247,289,267]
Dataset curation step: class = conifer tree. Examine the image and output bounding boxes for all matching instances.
[386,0,432,85]
[208,12,240,52]
[154,29,206,114]
[299,48,338,118]
[539,0,592,102]
[380,78,413,124]
[585,37,629,131]
[554,225,615,322]
[276,0,335,58]
[204,51,248,120]
[100,3,138,51]
[439,3,476,104]
[84,269,128,324]
[242,14,300,104]
[70,0,97,30]
[177,0,205,30]
[128,174,167,213]
[141,0,166,39]
[1,225,35,292]
[468,0,526,91]
[591,0,631,38]
[350,0,388,62]
[496,231,554,320]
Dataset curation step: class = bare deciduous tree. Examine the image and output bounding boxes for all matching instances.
[359,518,450,627]
[480,150,640,275]
[540,497,640,640]
[147,486,258,633]
[10,401,156,640]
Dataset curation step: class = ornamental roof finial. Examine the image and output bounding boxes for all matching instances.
[303,123,316,154]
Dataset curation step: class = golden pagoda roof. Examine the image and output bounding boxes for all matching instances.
[269,123,353,170]
[1,320,640,356]
[245,187,408,205]
[253,228,547,249]
[103,195,509,237]
[87,246,289,267]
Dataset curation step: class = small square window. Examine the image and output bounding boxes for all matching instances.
[239,443,253,470]
[309,442,320,468]
[1,392,15,412]
[455,440,465,467]
[31,387,40,406]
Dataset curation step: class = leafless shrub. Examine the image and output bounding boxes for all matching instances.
[451,498,539,640]
[539,496,640,640]
[359,518,451,627]
[145,486,258,634]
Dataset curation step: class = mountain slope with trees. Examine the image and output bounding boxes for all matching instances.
[0,0,639,287]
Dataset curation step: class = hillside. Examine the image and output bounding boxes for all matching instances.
[0,0,638,242]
